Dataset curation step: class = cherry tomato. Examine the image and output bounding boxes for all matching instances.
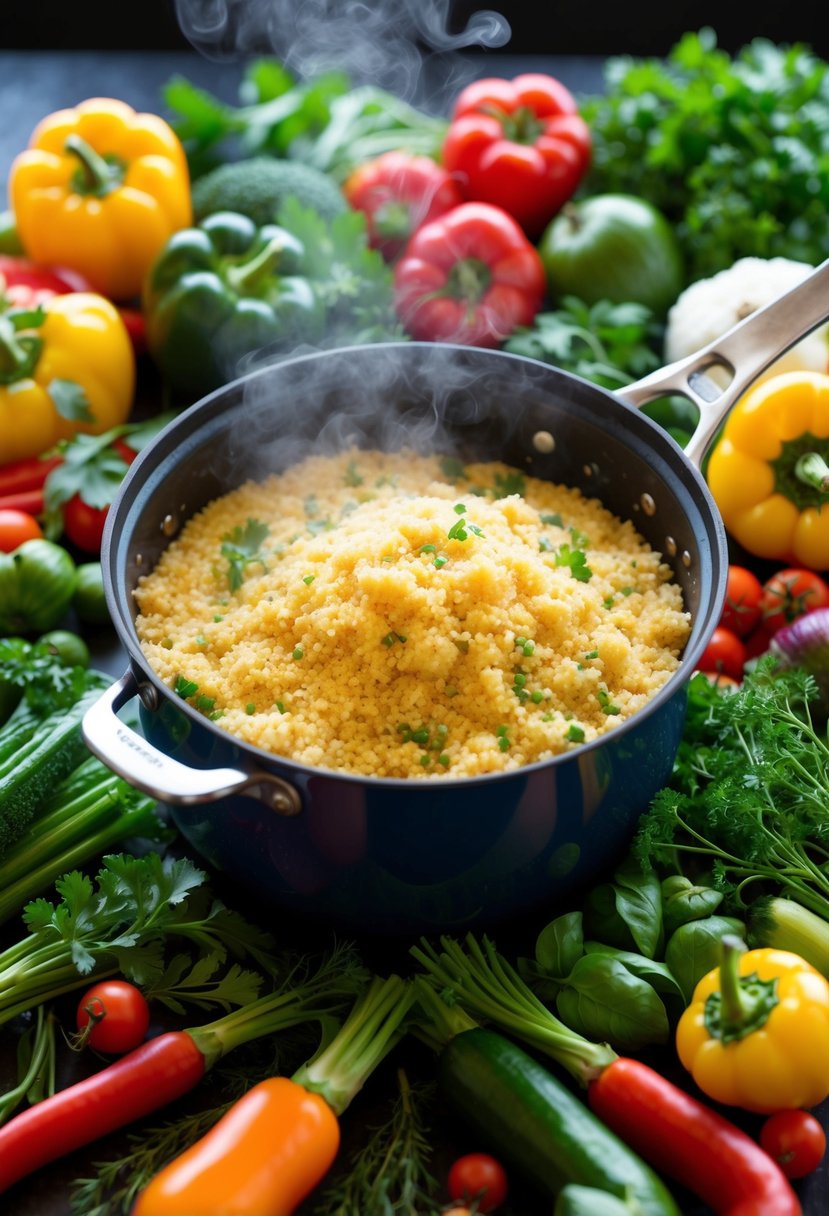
[760,567,829,636]
[447,1153,508,1213]
[695,626,747,681]
[62,495,109,554]
[76,979,151,1055]
[720,565,764,638]
[0,508,43,552]
[760,1109,827,1179]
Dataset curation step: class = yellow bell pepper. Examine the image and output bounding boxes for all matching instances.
[675,935,829,1114]
[0,291,135,464]
[8,97,192,302]
[707,369,829,570]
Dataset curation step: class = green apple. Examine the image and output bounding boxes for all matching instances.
[539,193,684,315]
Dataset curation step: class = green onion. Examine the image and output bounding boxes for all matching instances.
[195,694,215,712]
[174,676,199,699]
[275,701,287,714]
[597,689,621,716]
[584,650,599,660]
[434,555,448,569]
[604,596,615,609]
[540,512,563,526]
[303,575,316,585]
[195,635,207,647]
[566,723,585,742]
[292,647,304,661]
[438,754,450,767]
[420,544,437,554]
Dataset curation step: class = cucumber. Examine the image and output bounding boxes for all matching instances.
[438,1028,680,1216]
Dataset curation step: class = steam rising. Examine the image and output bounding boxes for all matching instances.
[173,0,511,101]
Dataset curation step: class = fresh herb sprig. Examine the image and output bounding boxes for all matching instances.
[581,28,829,279]
[220,518,270,591]
[636,659,829,918]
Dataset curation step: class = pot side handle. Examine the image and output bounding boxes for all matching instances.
[618,255,829,469]
[82,671,302,817]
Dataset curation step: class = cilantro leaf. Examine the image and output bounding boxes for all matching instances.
[555,543,593,583]
[48,379,95,423]
[220,518,270,591]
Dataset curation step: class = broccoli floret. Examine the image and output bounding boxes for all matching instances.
[192,157,348,227]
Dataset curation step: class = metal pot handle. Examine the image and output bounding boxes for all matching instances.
[618,256,829,468]
[82,671,302,816]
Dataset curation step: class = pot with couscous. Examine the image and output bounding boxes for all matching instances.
[82,262,829,932]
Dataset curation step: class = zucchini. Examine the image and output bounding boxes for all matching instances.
[438,1028,680,1216]
[0,677,109,857]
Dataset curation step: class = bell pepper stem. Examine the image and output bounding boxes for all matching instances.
[718,934,748,1025]
[225,236,290,295]
[795,451,829,493]
[63,134,123,198]
[0,315,37,379]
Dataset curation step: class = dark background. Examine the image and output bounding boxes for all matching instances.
[6,0,829,59]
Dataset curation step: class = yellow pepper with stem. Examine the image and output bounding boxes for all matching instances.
[675,936,829,1114]
[0,291,135,464]
[707,369,829,570]
[9,97,192,302]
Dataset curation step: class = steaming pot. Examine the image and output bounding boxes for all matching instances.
[82,260,829,935]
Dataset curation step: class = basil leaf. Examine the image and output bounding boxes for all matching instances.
[583,854,664,959]
[534,911,584,978]
[584,942,686,1020]
[664,915,746,1003]
[555,953,670,1051]
[661,875,723,937]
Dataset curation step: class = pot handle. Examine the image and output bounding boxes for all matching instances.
[82,671,302,816]
[618,256,829,468]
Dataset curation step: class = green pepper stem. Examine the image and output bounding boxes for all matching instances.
[225,236,289,295]
[717,934,748,1024]
[0,315,33,378]
[64,134,123,197]
[795,451,829,493]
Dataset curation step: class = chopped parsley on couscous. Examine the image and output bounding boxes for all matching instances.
[133,449,691,778]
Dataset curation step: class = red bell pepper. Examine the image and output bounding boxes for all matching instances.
[441,73,591,238]
[0,255,146,354]
[393,201,545,348]
[343,150,464,261]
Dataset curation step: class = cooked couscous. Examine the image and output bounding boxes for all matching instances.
[133,448,691,778]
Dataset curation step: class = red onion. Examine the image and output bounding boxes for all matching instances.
[770,607,829,717]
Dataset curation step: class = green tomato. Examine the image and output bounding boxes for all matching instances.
[73,562,110,626]
[0,539,77,635]
[37,630,91,669]
[539,193,684,316]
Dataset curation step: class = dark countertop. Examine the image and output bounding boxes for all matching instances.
[1,44,828,1216]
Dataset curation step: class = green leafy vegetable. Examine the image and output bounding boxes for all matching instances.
[581,28,829,279]
[636,659,829,923]
[220,518,270,591]
[504,296,662,389]
[555,544,593,583]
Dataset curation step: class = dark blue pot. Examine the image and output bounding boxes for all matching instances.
[86,342,728,935]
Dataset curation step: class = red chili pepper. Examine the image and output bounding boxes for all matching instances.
[343,150,464,262]
[0,1031,205,1194]
[0,454,62,498]
[588,1057,802,1216]
[441,73,592,238]
[393,201,545,348]
[0,489,45,515]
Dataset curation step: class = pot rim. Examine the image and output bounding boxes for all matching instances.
[103,340,729,789]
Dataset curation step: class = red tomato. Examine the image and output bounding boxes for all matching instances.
[760,567,829,635]
[76,980,151,1055]
[720,565,764,638]
[760,1109,827,1179]
[62,495,109,554]
[0,508,43,551]
[695,626,747,681]
[447,1153,508,1213]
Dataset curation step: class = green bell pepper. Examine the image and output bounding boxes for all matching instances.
[143,210,324,401]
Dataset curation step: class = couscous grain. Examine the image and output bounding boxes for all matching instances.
[133,448,692,778]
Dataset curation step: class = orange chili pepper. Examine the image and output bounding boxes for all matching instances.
[132,1077,340,1216]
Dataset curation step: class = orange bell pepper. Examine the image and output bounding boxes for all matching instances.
[8,97,192,302]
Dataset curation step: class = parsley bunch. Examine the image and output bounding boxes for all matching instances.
[581,28,829,281]
[635,659,829,919]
